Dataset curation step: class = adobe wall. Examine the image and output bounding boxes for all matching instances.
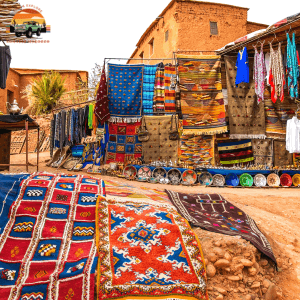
[246,22,268,34]
[175,1,250,52]
[128,3,179,64]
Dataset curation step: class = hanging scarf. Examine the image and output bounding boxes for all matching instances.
[54,112,60,148]
[269,43,285,103]
[74,109,79,144]
[94,66,111,124]
[70,109,75,144]
[88,104,94,129]
[153,62,165,113]
[253,45,266,104]
[286,32,299,99]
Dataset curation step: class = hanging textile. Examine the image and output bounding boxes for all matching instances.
[107,64,143,122]
[286,32,299,99]
[94,67,111,124]
[153,62,165,113]
[179,134,214,166]
[50,115,55,157]
[165,190,277,265]
[225,56,266,139]
[60,110,66,149]
[294,153,300,165]
[177,55,227,135]
[142,115,179,164]
[253,45,266,104]
[105,121,142,164]
[217,138,254,166]
[269,43,285,103]
[0,46,11,89]
[235,47,249,86]
[142,64,157,115]
[273,140,293,166]
[164,64,176,113]
[88,104,93,129]
[252,138,273,167]
[286,116,300,153]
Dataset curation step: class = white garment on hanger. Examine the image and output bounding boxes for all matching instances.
[265,52,270,85]
[286,116,300,153]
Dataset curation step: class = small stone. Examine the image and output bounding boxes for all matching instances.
[245,295,252,300]
[216,294,223,300]
[214,240,221,247]
[260,259,268,266]
[262,288,267,294]
[228,275,240,281]
[251,281,261,288]
[248,267,257,276]
[238,287,245,292]
[207,252,217,263]
[224,267,231,272]
[241,259,254,267]
[224,252,232,261]
[265,284,277,300]
[213,247,225,257]
[214,259,230,269]
[207,264,216,277]
[204,258,209,266]
[263,279,271,288]
[244,252,251,257]
[215,287,227,295]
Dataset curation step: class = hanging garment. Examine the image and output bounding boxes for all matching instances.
[94,67,110,124]
[54,112,60,148]
[142,64,157,115]
[70,109,75,144]
[175,83,182,118]
[235,47,249,86]
[0,46,11,89]
[253,45,266,104]
[88,104,94,129]
[50,116,55,157]
[286,33,299,99]
[65,110,70,146]
[153,62,165,113]
[269,43,285,103]
[74,109,80,144]
[286,116,300,153]
[164,64,176,113]
[265,52,270,84]
[60,110,66,149]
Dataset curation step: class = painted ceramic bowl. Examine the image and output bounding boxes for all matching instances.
[123,165,137,180]
[292,174,300,187]
[225,173,239,187]
[198,172,213,186]
[152,167,167,180]
[280,173,292,187]
[182,169,197,185]
[253,174,267,187]
[167,169,182,185]
[267,173,280,187]
[137,166,152,180]
[239,173,253,187]
[212,174,225,186]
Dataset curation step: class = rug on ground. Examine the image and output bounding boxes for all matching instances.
[0,172,104,300]
[177,55,227,135]
[96,196,208,300]
[166,190,277,265]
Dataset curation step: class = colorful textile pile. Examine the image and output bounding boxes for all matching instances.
[180,134,214,166]
[142,115,179,164]
[96,196,208,300]
[217,138,254,166]
[164,64,176,113]
[0,172,104,299]
[225,56,266,139]
[153,62,165,113]
[294,153,300,164]
[177,55,227,135]
[94,66,110,124]
[105,121,142,164]
[107,64,143,122]
[273,140,293,167]
[166,190,277,264]
[252,138,273,167]
[142,65,157,115]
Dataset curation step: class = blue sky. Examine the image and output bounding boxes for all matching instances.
[9,0,299,73]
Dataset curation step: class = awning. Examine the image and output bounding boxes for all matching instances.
[0,114,39,132]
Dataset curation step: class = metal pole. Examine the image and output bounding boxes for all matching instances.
[25,120,28,172]
[37,127,39,172]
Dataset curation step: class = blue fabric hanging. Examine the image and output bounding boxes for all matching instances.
[235,47,249,86]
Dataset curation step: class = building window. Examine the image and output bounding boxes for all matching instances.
[165,30,169,42]
[149,38,154,56]
[139,51,144,61]
[210,21,218,35]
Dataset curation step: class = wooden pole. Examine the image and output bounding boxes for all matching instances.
[25,120,28,172]
[37,127,39,172]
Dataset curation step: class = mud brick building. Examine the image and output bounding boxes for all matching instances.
[128,0,267,63]
[0,68,88,113]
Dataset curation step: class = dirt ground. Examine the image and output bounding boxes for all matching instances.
[2,152,300,299]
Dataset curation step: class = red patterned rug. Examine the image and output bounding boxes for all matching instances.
[96,197,208,300]
[0,172,104,300]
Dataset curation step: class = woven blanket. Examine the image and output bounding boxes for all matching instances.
[142,115,179,164]
[153,62,165,113]
[180,134,214,166]
[294,153,300,164]
[0,172,104,299]
[217,139,254,166]
[142,65,157,115]
[94,67,110,124]
[107,64,143,122]
[273,140,293,167]
[264,87,300,139]
[166,190,277,264]
[164,64,176,113]
[106,121,142,164]
[96,197,208,300]
[252,138,273,167]
[225,56,266,139]
[177,55,227,135]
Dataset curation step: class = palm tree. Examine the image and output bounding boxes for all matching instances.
[31,71,66,114]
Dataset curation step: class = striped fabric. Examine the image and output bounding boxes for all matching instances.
[153,62,165,113]
[142,65,157,115]
[164,64,176,113]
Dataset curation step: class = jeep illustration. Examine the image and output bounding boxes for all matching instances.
[15,21,41,38]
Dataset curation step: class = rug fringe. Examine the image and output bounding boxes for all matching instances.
[182,126,228,136]
[229,134,266,139]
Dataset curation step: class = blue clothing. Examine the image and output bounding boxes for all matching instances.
[142,65,157,115]
[235,47,249,86]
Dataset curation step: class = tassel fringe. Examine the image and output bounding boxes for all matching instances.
[229,134,266,139]
[182,126,228,136]
[109,117,142,123]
